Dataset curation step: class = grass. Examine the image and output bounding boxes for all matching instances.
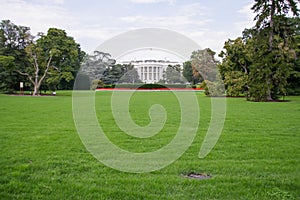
[0,92,299,199]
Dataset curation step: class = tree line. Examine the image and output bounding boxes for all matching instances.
[0,22,194,94]
[1,0,300,100]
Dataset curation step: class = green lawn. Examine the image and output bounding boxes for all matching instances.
[0,92,299,199]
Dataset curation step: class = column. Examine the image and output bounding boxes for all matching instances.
[149,66,152,81]
[144,66,147,81]
[140,67,143,82]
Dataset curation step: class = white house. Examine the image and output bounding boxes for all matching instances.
[120,59,183,83]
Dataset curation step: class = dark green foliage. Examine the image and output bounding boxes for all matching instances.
[218,38,250,97]
[245,28,294,101]
[246,0,300,101]
[286,17,300,95]
[101,64,122,84]
[0,20,85,94]
[220,19,299,100]
[0,20,32,92]
[0,55,16,93]
[36,28,85,91]
[252,0,299,51]
[287,57,300,95]
[219,1,300,101]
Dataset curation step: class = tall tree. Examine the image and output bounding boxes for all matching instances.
[0,20,32,93]
[191,48,218,82]
[252,0,299,51]
[118,63,141,84]
[218,16,299,101]
[38,28,85,91]
[246,29,293,101]
[16,43,54,95]
[218,37,251,96]
[286,17,300,95]
[81,51,115,83]
[249,0,299,101]
[16,28,83,95]
[165,64,184,84]
[182,61,203,84]
[0,55,16,92]
[0,20,32,52]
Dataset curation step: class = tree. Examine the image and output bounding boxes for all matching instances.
[182,61,203,84]
[0,55,16,93]
[252,0,299,51]
[241,0,300,101]
[0,20,32,53]
[287,17,300,95]
[16,43,54,95]
[118,64,141,84]
[37,28,85,91]
[165,64,184,84]
[0,20,32,93]
[81,51,115,84]
[218,38,251,96]
[218,15,300,101]
[246,17,298,101]
[16,28,83,95]
[191,48,225,96]
[191,48,218,82]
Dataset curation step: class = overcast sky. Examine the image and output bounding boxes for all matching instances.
[0,0,256,57]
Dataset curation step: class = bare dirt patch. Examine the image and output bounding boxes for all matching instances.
[181,172,211,180]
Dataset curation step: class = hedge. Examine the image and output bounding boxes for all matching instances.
[98,84,196,89]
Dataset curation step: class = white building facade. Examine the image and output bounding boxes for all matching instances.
[121,60,183,83]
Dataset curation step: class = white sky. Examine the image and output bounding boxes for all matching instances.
[0,0,256,59]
